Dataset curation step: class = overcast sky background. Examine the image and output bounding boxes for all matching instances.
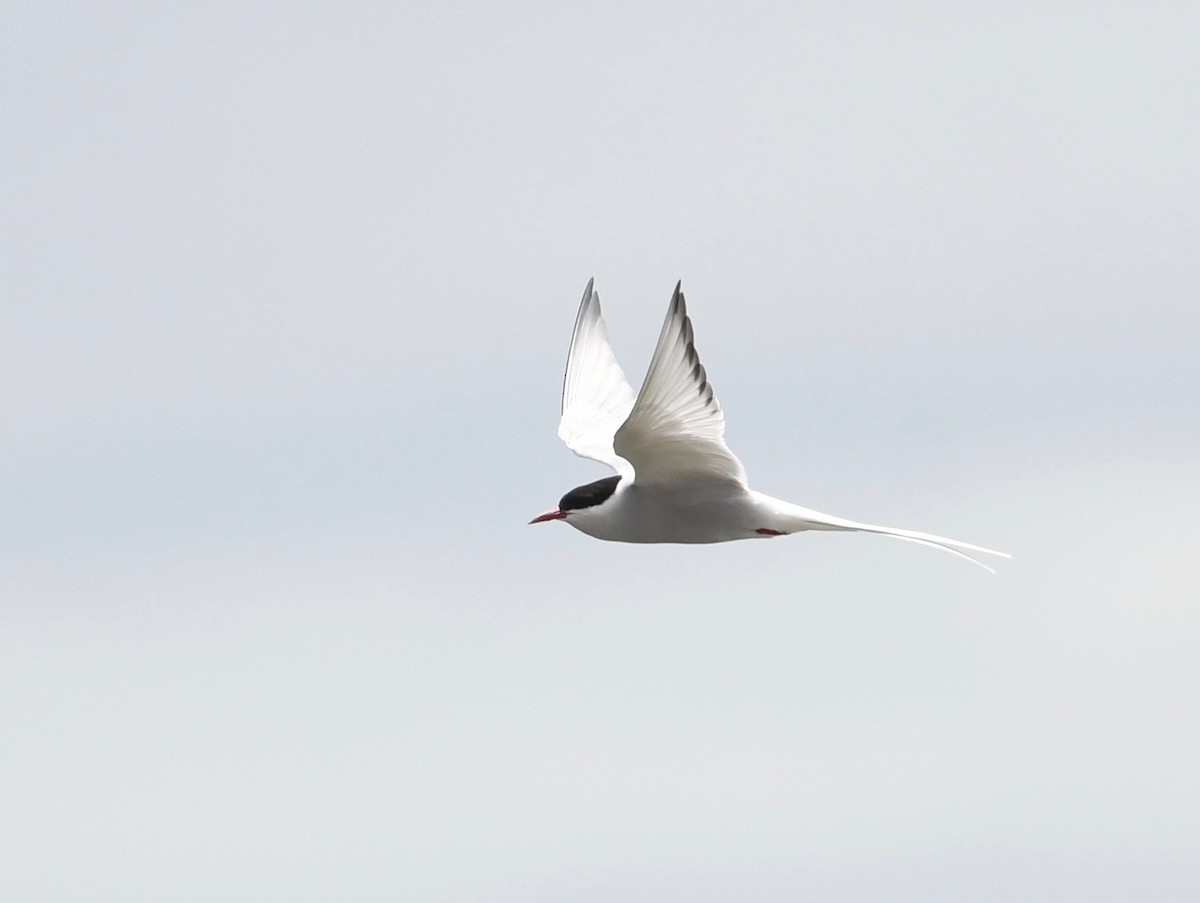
[2,3,1198,900]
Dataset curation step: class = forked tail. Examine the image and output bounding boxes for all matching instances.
[754,492,1011,573]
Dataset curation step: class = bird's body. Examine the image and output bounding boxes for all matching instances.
[564,478,760,544]
[531,280,1009,571]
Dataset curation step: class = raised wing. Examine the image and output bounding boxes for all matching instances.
[557,279,637,478]
[614,282,747,486]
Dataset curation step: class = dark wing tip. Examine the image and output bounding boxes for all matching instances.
[672,280,685,312]
[564,278,600,412]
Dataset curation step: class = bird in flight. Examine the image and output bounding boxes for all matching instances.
[530,279,1010,572]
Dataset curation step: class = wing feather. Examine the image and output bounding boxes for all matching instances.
[613,282,747,486]
[556,279,637,478]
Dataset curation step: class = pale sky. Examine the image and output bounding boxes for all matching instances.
[3,3,1198,901]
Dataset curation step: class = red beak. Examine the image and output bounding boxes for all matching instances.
[528,508,567,524]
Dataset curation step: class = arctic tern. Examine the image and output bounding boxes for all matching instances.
[530,279,1009,571]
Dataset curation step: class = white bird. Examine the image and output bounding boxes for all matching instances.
[530,279,1010,572]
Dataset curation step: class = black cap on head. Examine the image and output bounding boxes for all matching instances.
[559,475,621,512]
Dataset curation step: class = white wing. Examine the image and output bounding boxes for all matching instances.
[557,279,637,478]
[614,282,748,486]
